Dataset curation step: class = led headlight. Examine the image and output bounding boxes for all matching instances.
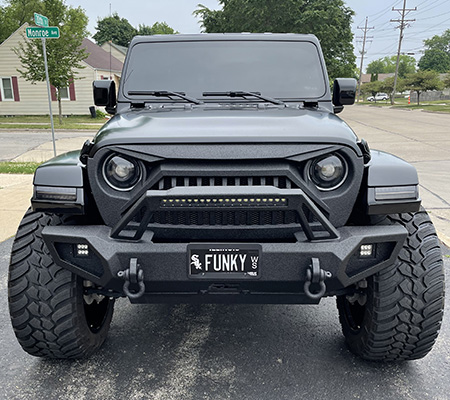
[103,154,140,191]
[309,154,347,191]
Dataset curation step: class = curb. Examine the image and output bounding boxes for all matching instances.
[437,231,450,248]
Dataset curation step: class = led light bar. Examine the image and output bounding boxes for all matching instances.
[374,186,418,201]
[34,186,77,201]
[160,197,288,208]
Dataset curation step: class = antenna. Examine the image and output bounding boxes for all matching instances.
[109,3,112,80]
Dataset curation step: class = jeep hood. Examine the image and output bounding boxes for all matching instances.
[91,107,359,153]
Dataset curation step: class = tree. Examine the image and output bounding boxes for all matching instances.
[379,76,405,102]
[397,56,416,78]
[418,49,450,73]
[93,13,136,47]
[361,77,404,103]
[366,55,416,78]
[404,71,443,105]
[0,0,42,43]
[423,29,450,54]
[418,30,450,73]
[137,22,178,35]
[194,0,356,80]
[15,0,88,123]
[366,59,385,75]
[444,73,450,89]
[361,80,382,99]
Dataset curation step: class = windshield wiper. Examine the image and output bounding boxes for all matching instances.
[127,90,204,105]
[203,91,285,106]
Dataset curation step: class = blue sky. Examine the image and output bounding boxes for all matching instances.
[10,0,450,72]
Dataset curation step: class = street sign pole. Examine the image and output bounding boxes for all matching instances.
[29,13,58,157]
[41,37,56,157]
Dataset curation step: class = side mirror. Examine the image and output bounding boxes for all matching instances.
[332,78,357,114]
[93,80,116,114]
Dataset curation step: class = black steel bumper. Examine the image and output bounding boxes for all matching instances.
[42,223,407,304]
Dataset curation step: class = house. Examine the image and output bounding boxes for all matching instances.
[0,24,123,116]
[360,73,395,84]
[101,41,128,63]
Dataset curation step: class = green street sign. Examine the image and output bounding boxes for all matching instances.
[34,13,49,27]
[26,27,60,39]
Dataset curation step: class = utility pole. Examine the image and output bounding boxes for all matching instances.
[356,17,374,102]
[390,0,416,105]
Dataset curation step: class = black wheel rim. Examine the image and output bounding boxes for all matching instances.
[84,297,111,333]
[342,298,366,333]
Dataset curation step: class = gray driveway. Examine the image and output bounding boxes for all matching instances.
[0,237,449,400]
[341,106,450,241]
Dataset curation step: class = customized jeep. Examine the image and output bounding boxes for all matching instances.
[8,34,444,360]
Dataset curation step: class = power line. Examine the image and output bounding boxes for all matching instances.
[357,17,375,102]
[368,0,402,23]
[415,0,433,8]
[415,9,450,21]
[414,0,447,15]
[391,0,416,104]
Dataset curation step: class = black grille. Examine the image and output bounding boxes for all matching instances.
[148,209,300,226]
[152,176,297,190]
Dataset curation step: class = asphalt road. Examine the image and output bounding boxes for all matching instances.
[0,237,449,400]
[0,130,95,161]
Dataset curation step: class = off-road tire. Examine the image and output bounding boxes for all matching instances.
[8,209,114,359]
[337,209,445,361]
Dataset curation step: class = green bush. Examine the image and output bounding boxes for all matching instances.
[95,109,107,119]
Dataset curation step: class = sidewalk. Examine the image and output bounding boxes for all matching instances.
[0,136,91,241]
[0,174,33,241]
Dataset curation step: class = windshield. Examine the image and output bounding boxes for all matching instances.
[122,40,327,101]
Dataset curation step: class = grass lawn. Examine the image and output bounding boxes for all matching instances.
[357,98,450,113]
[0,161,41,174]
[0,115,106,130]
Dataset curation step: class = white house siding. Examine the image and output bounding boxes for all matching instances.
[101,42,126,63]
[0,25,101,116]
[95,69,122,93]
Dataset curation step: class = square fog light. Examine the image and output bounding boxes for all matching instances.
[360,244,374,258]
[76,243,89,257]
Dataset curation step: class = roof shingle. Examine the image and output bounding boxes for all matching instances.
[81,38,123,72]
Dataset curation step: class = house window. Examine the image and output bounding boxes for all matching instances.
[1,77,14,100]
[59,87,70,100]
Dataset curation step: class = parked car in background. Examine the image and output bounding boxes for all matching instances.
[367,93,389,102]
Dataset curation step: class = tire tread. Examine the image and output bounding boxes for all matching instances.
[337,209,445,361]
[8,209,113,359]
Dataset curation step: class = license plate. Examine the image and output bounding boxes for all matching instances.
[188,244,261,278]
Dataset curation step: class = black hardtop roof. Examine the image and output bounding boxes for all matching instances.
[129,33,320,46]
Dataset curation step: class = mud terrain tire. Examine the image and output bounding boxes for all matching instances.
[337,209,445,361]
[8,210,114,358]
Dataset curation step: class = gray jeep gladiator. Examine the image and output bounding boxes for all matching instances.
[8,34,444,361]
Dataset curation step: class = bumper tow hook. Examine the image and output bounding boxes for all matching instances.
[117,258,145,299]
[304,258,332,300]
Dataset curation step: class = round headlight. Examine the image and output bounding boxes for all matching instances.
[103,155,140,191]
[309,154,347,191]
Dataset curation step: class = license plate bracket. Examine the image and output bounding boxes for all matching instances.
[188,244,261,279]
